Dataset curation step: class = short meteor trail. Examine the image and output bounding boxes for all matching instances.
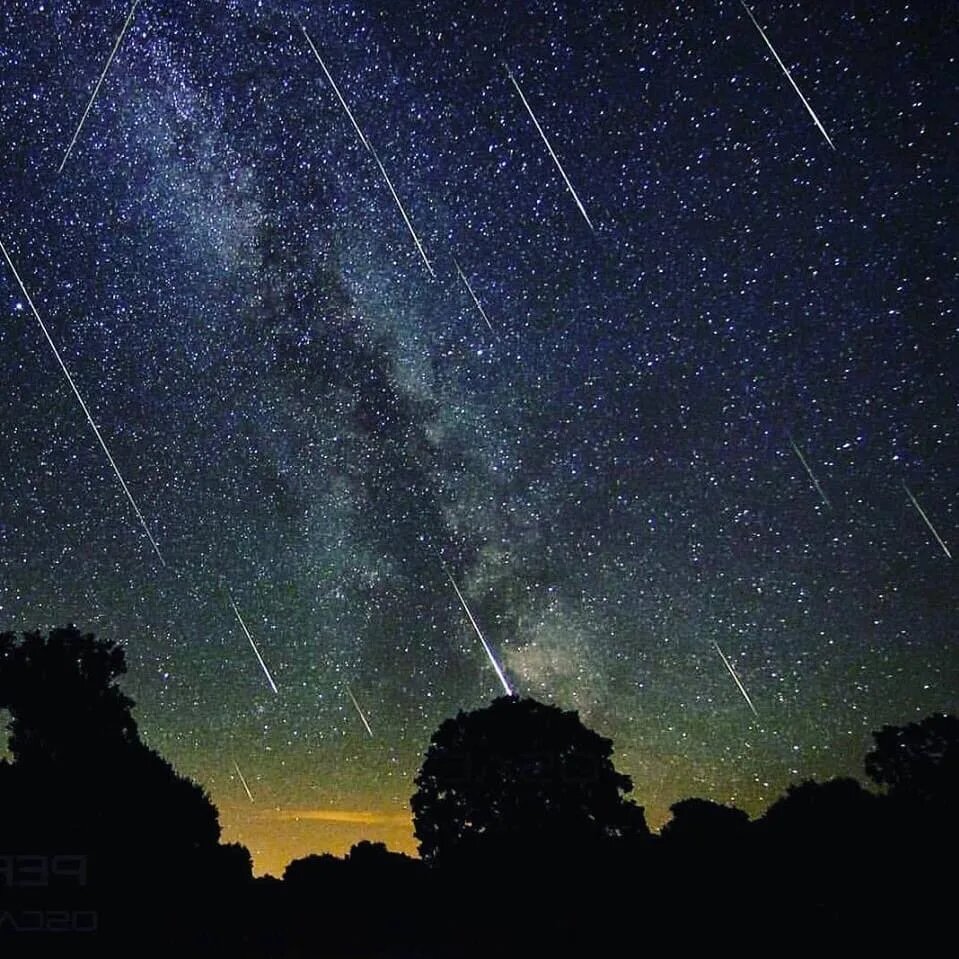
[0,237,165,566]
[446,571,513,697]
[505,64,595,231]
[233,760,255,803]
[59,0,141,173]
[369,144,435,276]
[789,435,830,509]
[299,22,371,152]
[454,260,494,333]
[739,0,835,151]
[345,685,374,738]
[903,484,952,559]
[713,641,759,718]
[228,595,279,694]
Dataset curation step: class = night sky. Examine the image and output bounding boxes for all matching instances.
[0,0,955,876]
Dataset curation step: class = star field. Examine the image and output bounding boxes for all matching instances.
[0,0,955,875]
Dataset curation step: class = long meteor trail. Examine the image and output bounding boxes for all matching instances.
[713,641,759,718]
[59,0,141,173]
[229,595,279,694]
[903,484,952,559]
[299,23,371,152]
[739,0,835,151]
[0,237,165,566]
[298,20,432,275]
[370,145,435,276]
[454,260,494,333]
[505,64,595,231]
[789,435,830,509]
[446,572,513,697]
[233,760,255,803]
[345,685,374,738]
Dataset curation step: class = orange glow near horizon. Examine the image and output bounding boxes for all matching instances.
[218,802,419,877]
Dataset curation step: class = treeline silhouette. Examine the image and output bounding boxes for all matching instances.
[1,627,955,956]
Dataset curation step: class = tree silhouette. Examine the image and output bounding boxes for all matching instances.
[865,713,959,806]
[0,625,138,767]
[660,797,750,847]
[282,852,346,887]
[0,624,251,944]
[411,695,647,868]
[760,777,878,840]
[347,839,419,875]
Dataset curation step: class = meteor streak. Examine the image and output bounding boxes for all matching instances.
[345,685,374,738]
[454,260,494,333]
[713,641,759,718]
[228,595,279,694]
[903,484,952,559]
[370,145,435,276]
[739,0,835,151]
[0,237,165,566]
[59,0,141,173]
[789,435,830,509]
[299,23,371,152]
[233,760,255,803]
[505,64,595,231]
[446,571,513,697]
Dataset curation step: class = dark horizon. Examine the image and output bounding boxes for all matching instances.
[2,628,956,954]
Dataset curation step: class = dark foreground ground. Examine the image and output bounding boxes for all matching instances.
[1,828,953,958]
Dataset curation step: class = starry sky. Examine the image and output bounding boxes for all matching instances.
[0,0,955,876]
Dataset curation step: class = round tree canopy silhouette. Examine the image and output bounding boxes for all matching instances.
[660,797,750,847]
[411,696,647,866]
[865,713,959,806]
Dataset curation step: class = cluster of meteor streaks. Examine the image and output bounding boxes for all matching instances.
[0,0,952,875]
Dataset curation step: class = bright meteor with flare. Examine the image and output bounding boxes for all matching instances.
[446,571,513,697]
